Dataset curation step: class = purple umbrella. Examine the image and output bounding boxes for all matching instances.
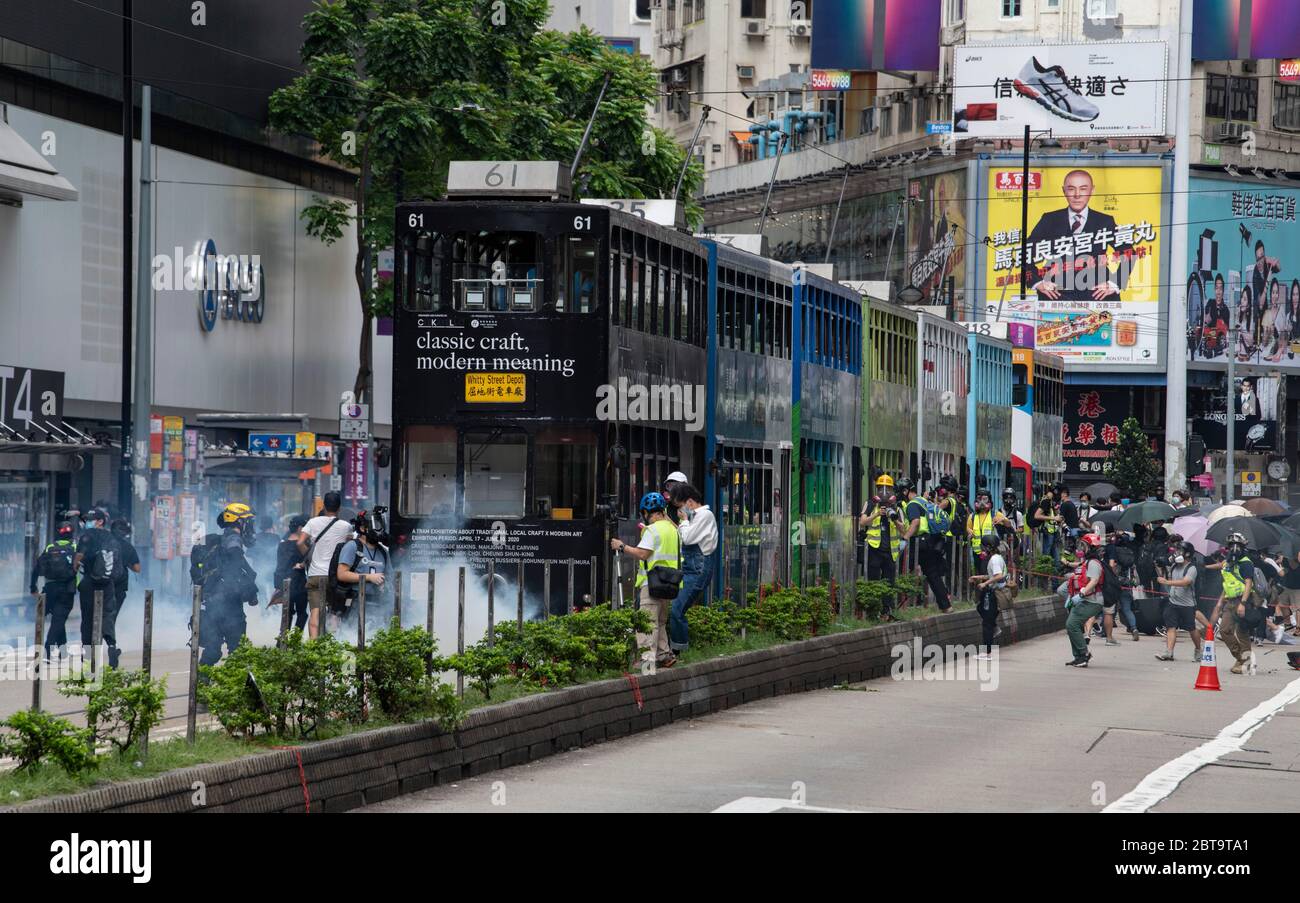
[1172,515,1217,556]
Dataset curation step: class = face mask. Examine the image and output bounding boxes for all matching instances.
[1174,555,1185,565]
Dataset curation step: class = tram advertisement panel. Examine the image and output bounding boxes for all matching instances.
[397,312,602,419]
[1184,177,1300,372]
[984,164,1164,367]
[905,170,967,309]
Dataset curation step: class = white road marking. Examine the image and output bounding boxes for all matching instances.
[712,797,853,813]
[1104,675,1300,813]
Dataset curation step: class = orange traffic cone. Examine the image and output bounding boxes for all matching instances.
[1195,624,1222,691]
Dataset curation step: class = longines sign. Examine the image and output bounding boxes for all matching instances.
[189,239,265,333]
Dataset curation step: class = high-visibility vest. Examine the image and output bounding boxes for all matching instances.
[865,506,899,559]
[1038,499,1058,534]
[968,512,995,551]
[634,518,681,589]
[1221,562,1246,599]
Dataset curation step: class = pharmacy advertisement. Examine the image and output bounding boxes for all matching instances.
[983,164,1165,367]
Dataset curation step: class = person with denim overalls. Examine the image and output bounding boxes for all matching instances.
[666,482,718,655]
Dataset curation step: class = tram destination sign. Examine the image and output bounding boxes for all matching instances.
[446,161,572,200]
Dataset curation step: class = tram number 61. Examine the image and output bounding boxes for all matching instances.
[574,215,593,231]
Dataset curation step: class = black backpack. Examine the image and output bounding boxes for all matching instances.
[85,534,117,584]
[39,542,75,584]
[325,539,387,616]
[190,533,224,586]
[1097,559,1122,608]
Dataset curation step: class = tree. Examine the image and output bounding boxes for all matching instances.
[1106,416,1160,500]
[269,0,703,403]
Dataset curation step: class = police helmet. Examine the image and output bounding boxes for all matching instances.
[56,520,76,539]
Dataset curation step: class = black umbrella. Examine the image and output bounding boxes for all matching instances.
[1206,516,1300,557]
[1117,500,1178,531]
[1085,510,1123,533]
[1284,513,1300,534]
[1083,481,1119,500]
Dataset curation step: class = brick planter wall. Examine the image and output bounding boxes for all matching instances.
[4,595,1064,814]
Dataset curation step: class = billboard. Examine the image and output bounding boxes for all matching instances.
[1063,387,1132,478]
[983,164,1165,367]
[1192,376,1283,452]
[904,170,967,308]
[811,0,941,73]
[1193,0,1300,61]
[953,43,1168,139]
[1184,177,1300,372]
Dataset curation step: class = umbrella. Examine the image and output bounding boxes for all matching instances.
[1085,510,1123,534]
[1172,506,1201,518]
[1284,513,1300,533]
[1172,515,1217,556]
[1207,504,1252,526]
[1117,500,1178,531]
[1206,516,1300,556]
[1082,481,1119,500]
[1243,497,1289,518]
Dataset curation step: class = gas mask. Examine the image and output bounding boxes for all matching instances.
[356,506,391,547]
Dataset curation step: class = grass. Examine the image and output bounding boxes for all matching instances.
[1,591,993,804]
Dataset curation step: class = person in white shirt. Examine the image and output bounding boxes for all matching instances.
[297,491,355,637]
[667,482,718,654]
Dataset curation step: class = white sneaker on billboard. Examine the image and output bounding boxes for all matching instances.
[1013,57,1102,123]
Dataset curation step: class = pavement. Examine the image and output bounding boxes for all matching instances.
[356,629,1300,813]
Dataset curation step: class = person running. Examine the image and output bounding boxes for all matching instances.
[72,507,120,665]
[1155,541,1203,662]
[29,520,78,658]
[299,491,352,638]
[1064,533,1106,667]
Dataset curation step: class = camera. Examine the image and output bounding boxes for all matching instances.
[595,493,620,520]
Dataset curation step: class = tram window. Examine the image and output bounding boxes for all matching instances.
[399,426,457,518]
[680,269,692,344]
[450,232,542,312]
[463,430,527,519]
[555,234,598,314]
[632,235,646,330]
[534,429,596,520]
[407,232,446,312]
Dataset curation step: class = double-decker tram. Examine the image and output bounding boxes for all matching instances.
[967,330,1013,504]
[861,297,918,487]
[391,163,707,613]
[1009,342,1065,500]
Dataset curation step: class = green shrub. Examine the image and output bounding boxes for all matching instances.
[0,710,98,776]
[357,619,444,720]
[685,602,738,647]
[58,667,167,757]
[446,644,511,700]
[753,586,832,640]
[199,630,356,739]
[855,579,893,620]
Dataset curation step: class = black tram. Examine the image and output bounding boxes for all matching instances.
[392,196,708,612]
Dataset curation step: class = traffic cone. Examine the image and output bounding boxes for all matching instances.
[1195,624,1222,691]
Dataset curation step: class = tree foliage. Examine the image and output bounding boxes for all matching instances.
[269,0,703,400]
[1106,416,1160,500]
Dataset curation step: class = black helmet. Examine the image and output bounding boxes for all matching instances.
[110,518,131,539]
[1002,487,1017,501]
[940,474,960,493]
[980,533,1000,553]
[895,477,916,495]
[55,520,76,539]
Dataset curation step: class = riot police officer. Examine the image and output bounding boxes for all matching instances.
[30,520,78,658]
[198,503,261,668]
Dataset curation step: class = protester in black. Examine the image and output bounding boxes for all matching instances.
[199,503,261,668]
[30,520,78,656]
[108,519,142,666]
[274,516,310,630]
[73,508,120,664]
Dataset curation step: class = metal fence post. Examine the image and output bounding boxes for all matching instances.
[357,576,368,716]
[140,589,153,757]
[394,569,403,628]
[566,559,575,615]
[516,561,525,633]
[425,569,436,679]
[91,588,104,676]
[31,592,45,712]
[186,585,202,744]
[457,567,466,698]
[543,562,551,620]
[278,578,291,642]
[487,561,496,648]
[589,555,597,608]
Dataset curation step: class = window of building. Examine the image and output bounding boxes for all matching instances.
[898,97,913,132]
[463,430,528,519]
[916,93,930,130]
[634,0,652,21]
[945,0,964,23]
[399,426,457,517]
[1275,80,1300,131]
[1205,73,1228,118]
[683,0,705,25]
[860,106,876,135]
[1229,76,1258,121]
[1001,0,1020,16]
[533,429,596,519]
[880,105,893,137]
[792,0,814,22]
[741,0,766,17]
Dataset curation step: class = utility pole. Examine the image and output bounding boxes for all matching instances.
[131,86,153,542]
[1164,0,1194,497]
[1226,299,1236,502]
[118,0,134,521]
[1020,124,1030,301]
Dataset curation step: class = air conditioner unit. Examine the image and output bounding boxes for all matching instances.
[1218,121,1249,143]
[737,65,756,79]
[691,143,707,157]
[893,91,908,104]
[1241,59,1257,74]
[745,19,767,37]
[792,22,812,38]
[875,95,890,109]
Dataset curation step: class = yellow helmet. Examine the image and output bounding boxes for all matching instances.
[217,502,255,528]
[876,474,895,488]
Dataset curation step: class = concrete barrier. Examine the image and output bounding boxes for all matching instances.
[3,594,1063,814]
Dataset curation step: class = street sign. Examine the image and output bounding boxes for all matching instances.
[153,496,175,560]
[346,441,369,501]
[249,432,296,453]
[158,471,173,492]
[295,431,317,457]
[926,121,952,135]
[340,420,370,441]
[1241,482,1262,497]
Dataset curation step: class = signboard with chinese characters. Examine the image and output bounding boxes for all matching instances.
[153,495,175,559]
[1184,177,1300,374]
[982,164,1165,367]
[1063,388,1130,477]
[164,415,184,470]
[178,494,198,557]
[953,42,1168,139]
[346,441,369,502]
[149,414,163,469]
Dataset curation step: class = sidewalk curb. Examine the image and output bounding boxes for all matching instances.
[3,595,1064,813]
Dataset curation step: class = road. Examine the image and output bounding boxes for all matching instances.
[358,630,1300,813]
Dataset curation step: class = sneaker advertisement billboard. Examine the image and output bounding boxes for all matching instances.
[953,42,1168,139]
[980,163,1167,368]
[1185,176,1300,373]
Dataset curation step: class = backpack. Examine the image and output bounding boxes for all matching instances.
[190,533,224,586]
[39,542,75,584]
[1097,558,1121,608]
[923,499,953,536]
[85,534,117,584]
[325,539,387,616]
